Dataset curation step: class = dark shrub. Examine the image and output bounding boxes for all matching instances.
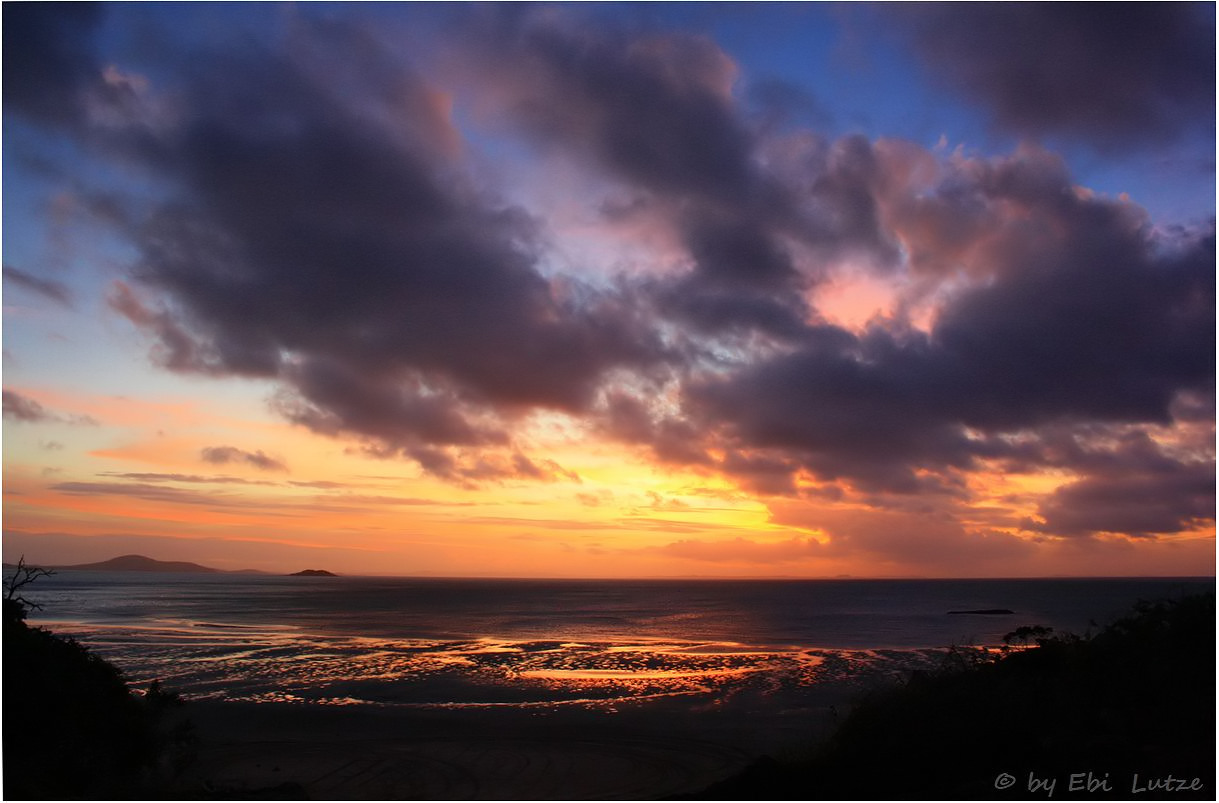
[3,560,195,799]
[701,593,1215,800]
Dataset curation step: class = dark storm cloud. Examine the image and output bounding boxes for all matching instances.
[468,15,892,353]
[43,17,671,477]
[790,134,899,266]
[585,132,1213,532]
[370,444,580,488]
[472,18,900,303]
[599,392,710,467]
[2,2,105,131]
[678,151,1215,502]
[655,280,811,343]
[685,329,977,493]
[1025,433,1215,538]
[469,16,755,203]
[3,265,73,308]
[468,14,808,330]
[269,357,507,450]
[199,446,288,473]
[892,2,1216,148]
[681,210,798,289]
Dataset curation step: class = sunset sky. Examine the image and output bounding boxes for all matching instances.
[3,3,1215,578]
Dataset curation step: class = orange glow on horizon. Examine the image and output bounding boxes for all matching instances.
[4,383,1214,578]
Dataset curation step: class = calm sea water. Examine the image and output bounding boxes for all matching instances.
[16,574,1212,711]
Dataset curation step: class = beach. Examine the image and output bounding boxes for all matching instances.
[18,574,1211,798]
[179,678,860,799]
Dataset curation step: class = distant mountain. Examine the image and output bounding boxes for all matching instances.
[51,554,225,573]
[289,569,338,577]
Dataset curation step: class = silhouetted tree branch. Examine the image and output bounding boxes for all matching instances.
[4,555,55,624]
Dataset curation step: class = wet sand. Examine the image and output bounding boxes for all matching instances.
[180,682,857,799]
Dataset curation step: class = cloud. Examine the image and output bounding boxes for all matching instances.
[3,265,73,307]
[287,480,353,490]
[62,17,669,483]
[3,390,53,423]
[889,3,1216,149]
[1030,465,1214,539]
[1023,432,1215,538]
[200,446,288,473]
[101,472,277,486]
[5,7,1213,549]
[1,3,106,131]
[107,282,219,376]
[465,15,753,203]
[359,442,579,488]
[467,16,899,345]
[647,535,824,564]
[2,389,98,426]
[679,148,1215,497]
[769,501,1036,574]
[51,481,237,507]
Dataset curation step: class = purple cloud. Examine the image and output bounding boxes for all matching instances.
[3,265,73,307]
[3,389,98,426]
[889,3,1216,149]
[200,446,288,473]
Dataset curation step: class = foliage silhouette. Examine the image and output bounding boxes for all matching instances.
[699,593,1215,800]
[3,557,196,799]
[4,555,55,624]
[1001,624,1054,648]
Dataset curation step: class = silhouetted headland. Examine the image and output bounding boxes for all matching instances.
[288,569,338,577]
[41,554,266,574]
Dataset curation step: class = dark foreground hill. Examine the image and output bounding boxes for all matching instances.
[4,566,196,798]
[699,593,1216,800]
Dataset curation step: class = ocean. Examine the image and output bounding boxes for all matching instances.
[17,573,1212,712]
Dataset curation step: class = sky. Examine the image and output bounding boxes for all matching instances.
[2,2,1215,578]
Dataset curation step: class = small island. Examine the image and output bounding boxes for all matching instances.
[289,569,338,577]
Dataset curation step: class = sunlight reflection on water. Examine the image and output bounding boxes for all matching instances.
[23,575,1209,714]
[43,620,934,711]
